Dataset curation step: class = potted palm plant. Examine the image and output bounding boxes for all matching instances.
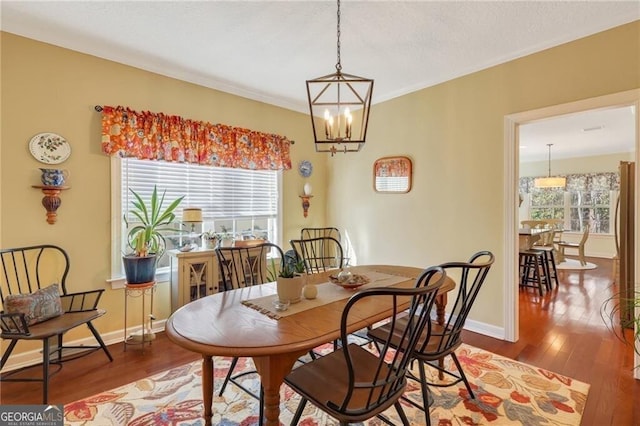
[123,186,184,284]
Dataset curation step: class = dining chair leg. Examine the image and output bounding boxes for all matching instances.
[42,337,50,404]
[0,340,18,368]
[394,401,411,426]
[418,359,431,413]
[418,360,434,425]
[259,386,264,426]
[56,334,63,363]
[290,397,307,426]
[218,357,239,396]
[451,352,474,399]
[87,321,114,361]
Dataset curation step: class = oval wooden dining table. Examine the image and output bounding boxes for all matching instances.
[165,264,455,426]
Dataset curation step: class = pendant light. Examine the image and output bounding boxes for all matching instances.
[534,144,566,188]
[306,0,374,156]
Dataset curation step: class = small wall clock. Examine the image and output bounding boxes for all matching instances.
[298,160,313,177]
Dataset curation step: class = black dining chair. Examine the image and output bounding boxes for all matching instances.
[215,242,285,425]
[367,250,494,422]
[284,266,446,426]
[290,236,344,274]
[301,227,341,242]
[290,235,372,352]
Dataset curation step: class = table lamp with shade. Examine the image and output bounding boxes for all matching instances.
[182,207,203,250]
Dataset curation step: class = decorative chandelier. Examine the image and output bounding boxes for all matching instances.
[306,0,374,156]
[534,143,566,188]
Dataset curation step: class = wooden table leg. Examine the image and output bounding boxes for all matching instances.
[201,355,214,426]
[435,293,448,380]
[253,350,306,426]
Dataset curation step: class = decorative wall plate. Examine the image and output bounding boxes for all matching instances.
[298,160,313,177]
[29,132,71,164]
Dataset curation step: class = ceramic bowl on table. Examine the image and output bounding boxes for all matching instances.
[329,273,371,290]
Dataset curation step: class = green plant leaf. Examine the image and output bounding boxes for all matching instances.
[125,185,184,257]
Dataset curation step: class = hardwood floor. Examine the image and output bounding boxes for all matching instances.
[1,257,638,425]
[464,256,638,425]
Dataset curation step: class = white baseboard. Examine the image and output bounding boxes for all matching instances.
[1,319,167,373]
[464,318,506,340]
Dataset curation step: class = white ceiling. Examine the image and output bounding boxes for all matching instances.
[520,105,637,163]
[1,1,638,160]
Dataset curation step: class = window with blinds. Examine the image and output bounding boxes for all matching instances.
[118,158,281,274]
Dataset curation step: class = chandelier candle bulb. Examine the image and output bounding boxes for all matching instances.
[324,110,331,138]
[328,116,334,139]
[345,108,352,139]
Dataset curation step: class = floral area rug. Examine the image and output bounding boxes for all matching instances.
[65,343,589,425]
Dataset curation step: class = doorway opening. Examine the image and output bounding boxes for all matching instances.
[503,90,639,360]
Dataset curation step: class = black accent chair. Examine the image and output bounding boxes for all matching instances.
[0,245,113,403]
[367,251,494,424]
[284,265,446,426]
[215,242,285,426]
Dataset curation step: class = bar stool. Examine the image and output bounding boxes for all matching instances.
[535,246,558,290]
[519,249,548,296]
[532,228,557,290]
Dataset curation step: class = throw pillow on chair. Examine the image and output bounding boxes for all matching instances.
[3,283,63,327]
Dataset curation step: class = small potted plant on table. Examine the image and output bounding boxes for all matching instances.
[276,259,306,304]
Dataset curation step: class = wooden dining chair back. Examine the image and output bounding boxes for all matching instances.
[301,227,341,242]
[284,266,446,426]
[520,220,547,229]
[367,250,494,420]
[0,244,113,403]
[290,236,344,274]
[556,224,590,266]
[216,242,284,291]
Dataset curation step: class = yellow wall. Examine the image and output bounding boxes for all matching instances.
[327,21,639,330]
[2,21,639,359]
[0,32,327,357]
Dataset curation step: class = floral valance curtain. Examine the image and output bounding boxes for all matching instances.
[519,172,619,194]
[100,105,292,170]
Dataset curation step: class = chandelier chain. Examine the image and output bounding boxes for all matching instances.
[336,0,342,71]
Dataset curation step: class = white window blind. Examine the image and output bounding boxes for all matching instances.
[121,158,279,222]
[115,158,281,279]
